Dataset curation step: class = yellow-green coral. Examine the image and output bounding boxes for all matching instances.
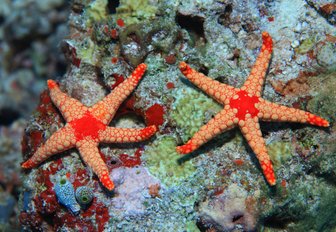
[116,0,157,26]
[76,38,100,65]
[143,136,196,187]
[170,87,221,143]
[295,38,315,54]
[84,0,108,25]
[267,141,294,168]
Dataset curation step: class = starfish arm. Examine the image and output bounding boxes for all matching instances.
[257,100,330,127]
[76,140,114,191]
[90,63,147,124]
[99,125,157,143]
[179,62,236,104]
[239,116,276,185]
[47,80,88,122]
[21,125,77,169]
[242,32,273,97]
[176,108,236,154]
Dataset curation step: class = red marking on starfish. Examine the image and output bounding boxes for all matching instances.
[22,63,157,191]
[69,112,106,142]
[229,90,259,120]
[176,32,329,186]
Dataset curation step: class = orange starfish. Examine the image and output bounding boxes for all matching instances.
[176,32,329,186]
[22,63,157,191]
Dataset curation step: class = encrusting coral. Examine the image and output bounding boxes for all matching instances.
[176,32,330,186]
[21,63,157,191]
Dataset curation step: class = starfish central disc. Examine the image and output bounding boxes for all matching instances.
[229,90,259,120]
[70,112,107,142]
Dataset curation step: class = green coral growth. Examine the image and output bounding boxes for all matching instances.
[143,136,196,187]
[170,87,221,143]
[76,38,100,65]
[316,42,336,71]
[262,179,336,231]
[185,221,200,232]
[267,141,294,168]
[84,0,108,25]
[295,38,314,54]
[307,72,336,123]
[116,0,157,26]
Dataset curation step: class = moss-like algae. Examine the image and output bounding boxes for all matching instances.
[143,136,196,187]
[84,0,108,25]
[307,72,336,122]
[261,178,336,231]
[267,141,294,168]
[295,38,315,54]
[116,0,157,26]
[170,87,221,143]
[76,38,100,65]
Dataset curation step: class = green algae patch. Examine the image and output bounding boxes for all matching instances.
[307,72,336,123]
[116,0,157,26]
[185,220,200,232]
[143,136,196,187]
[261,178,336,231]
[267,141,294,168]
[295,38,315,54]
[84,0,108,25]
[170,87,221,143]
[76,38,100,65]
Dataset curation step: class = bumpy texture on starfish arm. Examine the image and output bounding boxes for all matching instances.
[176,32,329,186]
[22,63,157,191]
[176,108,236,154]
[242,31,273,97]
[179,62,237,104]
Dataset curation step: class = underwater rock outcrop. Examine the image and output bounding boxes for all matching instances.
[18,0,336,231]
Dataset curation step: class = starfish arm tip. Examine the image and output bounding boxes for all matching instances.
[179,62,192,76]
[131,63,147,81]
[139,125,158,139]
[268,178,276,186]
[307,114,330,127]
[21,160,34,169]
[152,124,158,130]
[138,63,147,70]
[261,31,273,50]
[176,143,194,155]
[179,61,187,70]
[47,80,58,89]
[105,183,115,191]
[176,146,184,154]
[261,31,269,37]
[322,120,330,127]
[149,125,158,134]
[100,172,115,191]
